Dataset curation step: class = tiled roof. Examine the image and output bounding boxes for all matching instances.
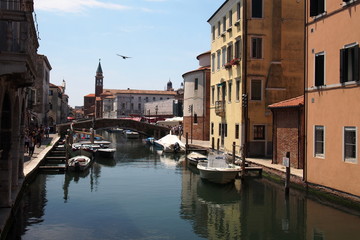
[84,93,95,97]
[182,66,210,77]
[103,89,177,95]
[268,95,304,109]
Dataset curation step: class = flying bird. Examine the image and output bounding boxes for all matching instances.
[116,54,131,59]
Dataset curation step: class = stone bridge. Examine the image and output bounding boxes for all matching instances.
[56,118,171,138]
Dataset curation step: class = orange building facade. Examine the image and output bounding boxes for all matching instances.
[305,0,360,197]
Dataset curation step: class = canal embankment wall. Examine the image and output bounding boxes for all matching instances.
[0,134,60,240]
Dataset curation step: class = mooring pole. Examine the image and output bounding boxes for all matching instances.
[241,144,246,179]
[285,152,290,196]
[185,132,189,155]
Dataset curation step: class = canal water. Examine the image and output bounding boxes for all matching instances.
[5,132,360,240]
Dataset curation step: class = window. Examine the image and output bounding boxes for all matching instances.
[237,2,241,20]
[251,79,262,100]
[131,103,134,110]
[228,81,232,102]
[235,124,239,139]
[315,52,325,86]
[138,103,141,111]
[222,47,227,67]
[224,124,228,137]
[227,44,233,62]
[211,86,215,104]
[138,96,141,101]
[229,10,232,26]
[254,125,265,140]
[315,126,325,157]
[194,114,198,124]
[219,123,221,135]
[235,39,241,59]
[223,16,226,32]
[49,90,53,96]
[344,127,356,162]
[217,21,221,36]
[340,44,359,83]
[252,0,263,18]
[217,51,221,70]
[211,122,214,135]
[153,97,156,101]
[160,97,163,100]
[236,79,240,101]
[310,0,325,17]
[217,85,220,101]
[251,37,262,59]
[145,97,149,102]
[49,103,52,110]
[212,54,215,72]
[194,78,198,90]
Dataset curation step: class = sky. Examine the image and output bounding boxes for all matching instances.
[34,0,224,107]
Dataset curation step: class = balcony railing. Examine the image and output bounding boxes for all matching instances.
[215,100,225,116]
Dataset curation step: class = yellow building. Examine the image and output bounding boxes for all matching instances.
[208,0,304,157]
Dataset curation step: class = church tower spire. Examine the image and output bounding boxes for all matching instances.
[95,59,104,97]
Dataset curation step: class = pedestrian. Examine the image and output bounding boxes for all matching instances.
[28,136,35,157]
[24,133,30,153]
[36,131,42,148]
[45,126,50,138]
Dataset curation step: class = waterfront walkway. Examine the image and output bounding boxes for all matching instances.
[0,134,60,238]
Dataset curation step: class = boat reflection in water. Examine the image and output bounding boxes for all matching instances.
[5,131,360,240]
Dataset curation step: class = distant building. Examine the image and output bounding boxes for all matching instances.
[305,0,360,199]
[32,55,52,127]
[182,51,211,141]
[103,89,177,118]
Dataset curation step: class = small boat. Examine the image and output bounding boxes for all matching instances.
[71,143,100,158]
[124,130,140,139]
[197,154,241,184]
[154,134,185,153]
[67,155,91,171]
[187,151,208,166]
[144,137,155,145]
[96,148,116,158]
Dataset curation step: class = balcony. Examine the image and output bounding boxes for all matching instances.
[215,100,225,116]
[0,0,39,87]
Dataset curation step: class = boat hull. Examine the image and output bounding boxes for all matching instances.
[197,162,241,184]
[95,148,116,158]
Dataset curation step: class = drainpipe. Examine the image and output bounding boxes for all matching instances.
[303,0,308,183]
[242,0,248,157]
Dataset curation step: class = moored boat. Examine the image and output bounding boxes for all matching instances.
[197,154,241,184]
[187,151,208,166]
[124,130,140,139]
[154,134,185,153]
[67,155,91,171]
[96,148,116,158]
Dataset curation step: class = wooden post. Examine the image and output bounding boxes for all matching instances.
[211,137,214,150]
[65,135,69,169]
[285,152,290,196]
[232,142,236,164]
[217,138,220,153]
[185,132,189,154]
[241,144,246,179]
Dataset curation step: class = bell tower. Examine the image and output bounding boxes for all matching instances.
[95,59,103,97]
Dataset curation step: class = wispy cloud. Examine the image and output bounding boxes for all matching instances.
[35,0,132,13]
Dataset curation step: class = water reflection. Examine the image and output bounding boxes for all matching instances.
[5,132,360,240]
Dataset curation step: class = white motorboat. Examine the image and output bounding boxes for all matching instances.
[187,152,208,166]
[67,155,91,171]
[154,134,186,153]
[197,154,241,184]
[124,130,140,139]
[96,148,116,158]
